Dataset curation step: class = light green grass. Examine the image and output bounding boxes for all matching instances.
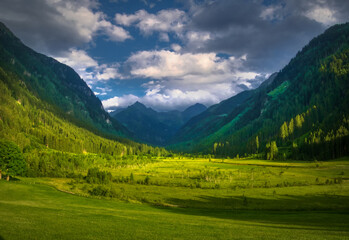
[267,81,290,98]
[0,157,349,239]
[0,180,349,240]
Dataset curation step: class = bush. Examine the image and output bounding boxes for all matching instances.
[89,185,117,198]
[86,168,112,184]
[0,140,26,179]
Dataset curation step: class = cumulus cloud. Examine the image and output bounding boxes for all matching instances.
[102,94,140,109]
[0,0,131,55]
[102,80,260,112]
[126,50,258,81]
[102,50,263,111]
[115,9,188,36]
[54,50,123,84]
[304,7,337,25]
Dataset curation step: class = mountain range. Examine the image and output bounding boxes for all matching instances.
[0,21,348,160]
[111,102,206,145]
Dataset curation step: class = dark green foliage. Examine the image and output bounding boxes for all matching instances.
[86,168,112,184]
[144,176,150,185]
[89,185,117,198]
[0,139,26,177]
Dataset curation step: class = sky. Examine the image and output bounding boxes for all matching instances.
[0,0,349,112]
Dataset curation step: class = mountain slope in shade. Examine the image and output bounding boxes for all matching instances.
[0,22,128,138]
[113,102,207,145]
[170,23,349,159]
[171,73,277,144]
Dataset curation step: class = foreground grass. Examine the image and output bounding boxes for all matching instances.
[0,180,349,240]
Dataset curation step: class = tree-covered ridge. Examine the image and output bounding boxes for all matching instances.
[0,22,128,138]
[171,23,349,160]
[0,65,161,155]
[0,24,169,178]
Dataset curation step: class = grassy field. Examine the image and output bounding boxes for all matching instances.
[0,157,349,239]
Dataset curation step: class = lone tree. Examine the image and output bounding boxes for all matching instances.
[266,141,278,160]
[0,140,26,181]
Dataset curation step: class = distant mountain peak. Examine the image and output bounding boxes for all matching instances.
[112,102,208,145]
[130,101,147,110]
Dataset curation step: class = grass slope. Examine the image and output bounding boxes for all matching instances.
[1,157,349,240]
[0,180,348,240]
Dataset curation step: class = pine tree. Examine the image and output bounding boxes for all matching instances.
[295,114,303,128]
[288,118,294,136]
[280,122,289,139]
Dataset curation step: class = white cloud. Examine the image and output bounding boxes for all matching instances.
[98,20,132,41]
[51,0,132,44]
[126,50,258,81]
[102,94,140,109]
[102,82,242,112]
[101,50,263,111]
[54,49,122,84]
[171,44,182,52]
[95,64,123,81]
[115,9,187,36]
[305,6,337,25]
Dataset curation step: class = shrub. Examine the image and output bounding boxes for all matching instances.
[89,185,117,198]
[86,168,112,184]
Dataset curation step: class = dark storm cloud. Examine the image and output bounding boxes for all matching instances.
[0,0,88,55]
[0,0,133,56]
[186,0,349,72]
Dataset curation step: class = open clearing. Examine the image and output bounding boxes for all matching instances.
[0,157,349,239]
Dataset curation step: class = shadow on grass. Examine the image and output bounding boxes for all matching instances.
[0,235,5,240]
[152,194,349,232]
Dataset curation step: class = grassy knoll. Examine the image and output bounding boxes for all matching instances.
[0,157,349,239]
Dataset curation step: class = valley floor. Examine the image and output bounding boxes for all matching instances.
[0,157,349,239]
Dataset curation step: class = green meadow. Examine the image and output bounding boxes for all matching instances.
[1,157,349,239]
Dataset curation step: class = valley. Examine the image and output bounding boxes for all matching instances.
[1,156,348,240]
[0,3,348,239]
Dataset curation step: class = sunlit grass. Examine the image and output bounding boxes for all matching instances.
[0,157,348,239]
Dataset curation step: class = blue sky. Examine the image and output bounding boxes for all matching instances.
[1,0,349,111]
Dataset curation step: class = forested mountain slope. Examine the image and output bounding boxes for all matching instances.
[0,22,128,137]
[171,23,349,160]
[0,22,167,177]
[171,73,277,144]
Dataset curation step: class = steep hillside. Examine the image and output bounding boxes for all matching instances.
[0,22,168,177]
[171,74,277,144]
[113,102,206,145]
[171,23,349,159]
[0,22,128,137]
